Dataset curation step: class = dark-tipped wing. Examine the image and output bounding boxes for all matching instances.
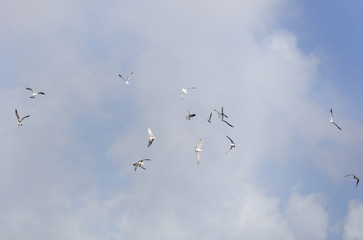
[37,92,45,95]
[333,122,342,130]
[223,120,234,128]
[345,174,354,177]
[226,135,233,143]
[15,109,20,121]
[26,87,33,92]
[20,115,30,122]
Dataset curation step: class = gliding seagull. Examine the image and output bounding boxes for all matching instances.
[345,174,359,187]
[15,109,30,127]
[195,138,203,164]
[147,128,155,147]
[330,108,342,130]
[225,135,235,153]
[118,72,134,84]
[26,88,45,98]
[133,159,151,171]
[206,112,212,123]
[180,87,195,99]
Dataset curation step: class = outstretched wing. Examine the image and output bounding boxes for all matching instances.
[223,120,234,128]
[148,128,154,138]
[118,74,125,81]
[226,135,233,143]
[345,174,353,177]
[333,122,342,130]
[196,152,200,164]
[197,138,203,148]
[15,109,20,121]
[20,115,30,122]
[26,87,34,93]
[37,92,45,95]
[125,72,134,82]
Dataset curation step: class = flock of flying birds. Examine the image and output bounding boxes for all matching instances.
[16,74,359,188]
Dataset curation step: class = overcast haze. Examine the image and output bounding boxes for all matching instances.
[1,0,363,239]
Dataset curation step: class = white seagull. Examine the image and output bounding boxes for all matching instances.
[345,174,359,188]
[225,135,235,153]
[26,87,45,98]
[180,87,195,99]
[118,72,133,84]
[133,159,151,171]
[330,108,342,130]
[15,109,30,127]
[195,138,203,164]
[147,128,155,147]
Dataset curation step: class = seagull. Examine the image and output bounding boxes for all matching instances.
[330,108,342,130]
[223,119,234,128]
[214,109,222,119]
[147,128,155,147]
[133,159,151,171]
[26,88,45,98]
[118,72,133,84]
[207,112,212,123]
[195,138,203,164]
[185,111,196,120]
[345,174,359,187]
[180,87,195,99]
[225,135,235,153]
[15,109,30,127]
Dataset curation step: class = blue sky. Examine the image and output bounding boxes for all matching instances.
[1,0,363,239]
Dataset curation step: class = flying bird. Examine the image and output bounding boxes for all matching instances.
[214,107,228,121]
[118,72,134,84]
[15,109,30,127]
[26,87,45,98]
[185,111,196,120]
[133,159,151,171]
[195,138,203,164]
[207,112,212,123]
[221,106,229,121]
[345,174,359,187]
[223,119,234,128]
[180,87,195,99]
[330,108,342,130]
[225,135,235,153]
[147,128,155,147]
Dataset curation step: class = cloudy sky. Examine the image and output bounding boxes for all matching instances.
[1,0,363,239]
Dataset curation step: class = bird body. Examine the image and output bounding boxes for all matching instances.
[345,174,359,187]
[119,72,133,84]
[133,159,151,171]
[15,109,30,127]
[180,87,195,99]
[225,135,235,153]
[195,138,203,164]
[147,128,155,147]
[26,87,45,98]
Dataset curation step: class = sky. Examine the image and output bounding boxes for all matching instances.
[1,0,363,239]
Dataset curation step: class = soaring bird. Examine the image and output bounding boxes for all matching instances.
[185,111,196,120]
[147,128,155,147]
[118,72,133,84]
[330,108,342,130]
[15,109,30,127]
[214,107,228,121]
[26,88,45,98]
[225,135,235,153]
[180,87,195,99]
[133,159,151,171]
[195,138,203,164]
[345,174,359,187]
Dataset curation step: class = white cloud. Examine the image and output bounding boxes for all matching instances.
[343,200,363,240]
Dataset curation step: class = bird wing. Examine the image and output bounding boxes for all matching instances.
[356,178,360,187]
[143,158,151,161]
[198,138,203,148]
[226,135,233,143]
[223,120,234,128]
[126,72,134,81]
[37,92,45,95]
[196,152,200,164]
[20,115,30,122]
[333,122,342,130]
[148,140,153,147]
[15,109,20,121]
[148,128,154,138]
[133,163,138,171]
[118,74,126,81]
[330,108,333,119]
[26,87,33,93]
[208,112,212,121]
[345,174,354,177]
